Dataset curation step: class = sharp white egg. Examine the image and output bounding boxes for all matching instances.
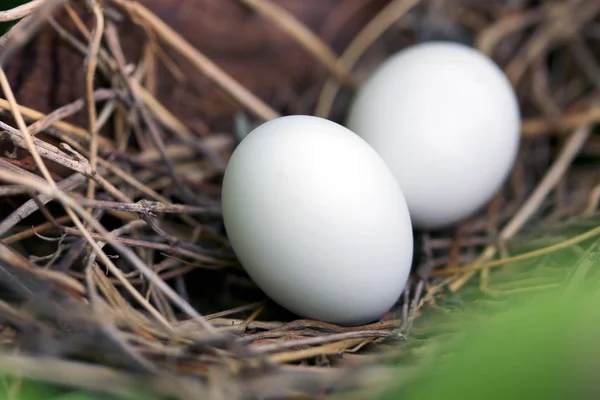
[347,41,521,230]
[221,115,413,325]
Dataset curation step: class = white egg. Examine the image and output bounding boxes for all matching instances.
[347,41,521,230]
[221,115,413,325]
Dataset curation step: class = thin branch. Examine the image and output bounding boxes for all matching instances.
[0,167,217,333]
[72,197,219,215]
[0,120,91,175]
[2,215,72,244]
[250,330,394,354]
[0,173,86,237]
[237,0,355,86]
[85,0,105,201]
[0,98,110,146]
[447,124,592,289]
[103,22,199,204]
[314,0,423,118]
[61,226,220,263]
[26,89,117,136]
[0,0,46,22]
[0,0,65,66]
[111,0,279,121]
[0,68,55,185]
[434,223,600,276]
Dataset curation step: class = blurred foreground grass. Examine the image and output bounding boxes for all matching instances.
[377,219,600,400]
[0,380,156,400]
[383,285,600,400]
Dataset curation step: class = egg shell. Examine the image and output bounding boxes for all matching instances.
[347,41,521,230]
[221,115,413,326]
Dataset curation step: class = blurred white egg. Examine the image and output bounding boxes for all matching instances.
[347,41,521,230]
[221,115,413,325]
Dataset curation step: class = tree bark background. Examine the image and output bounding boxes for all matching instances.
[3,0,393,134]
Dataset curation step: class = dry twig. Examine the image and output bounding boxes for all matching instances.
[111,0,279,121]
[448,124,592,290]
[315,0,423,118]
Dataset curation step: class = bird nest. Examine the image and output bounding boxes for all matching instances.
[0,0,599,399]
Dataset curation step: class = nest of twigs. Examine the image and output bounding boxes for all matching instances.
[0,0,599,399]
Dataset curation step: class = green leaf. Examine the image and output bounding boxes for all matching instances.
[0,379,63,399]
[0,378,160,400]
[393,290,600,400]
